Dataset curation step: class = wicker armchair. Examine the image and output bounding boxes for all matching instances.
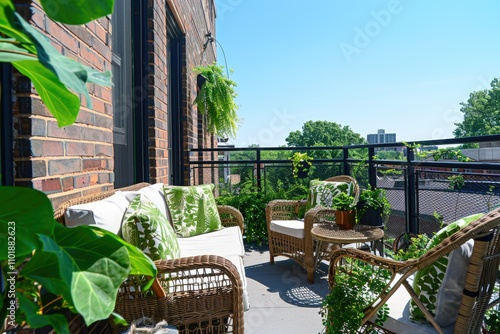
[53,183,245,334]
[266,175,359,283]
[328,208,500,334]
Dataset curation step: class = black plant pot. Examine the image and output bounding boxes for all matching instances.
[357,201,384,228]
[295,162,311,178]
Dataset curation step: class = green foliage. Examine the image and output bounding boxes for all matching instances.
[1,187,157,333]
[453,78,500,143]
[193,63,239,138]
[373,150,404,160]
[217,182,308,245]
[39,0,115,25]
[321,259,391,333]
[448,174,465,190]
[289,152,313,178]
[285,120,367,160]
[484,306,500,333]
[332,183,356,211]
[387,233,431,261]
[357,186,391,222]
[0,0,113,126]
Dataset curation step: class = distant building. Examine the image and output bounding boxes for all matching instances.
[367,129,397,145]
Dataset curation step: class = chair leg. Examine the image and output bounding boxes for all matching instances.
[269,253,275,264]
[307,269,314,283]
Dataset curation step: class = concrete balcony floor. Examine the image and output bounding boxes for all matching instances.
[243,244,329,334]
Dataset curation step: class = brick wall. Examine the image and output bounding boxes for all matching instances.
[12,1,113,209]
[10,0,216,209]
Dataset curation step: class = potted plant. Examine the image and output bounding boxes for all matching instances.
[1,187,157,333]
[356,186,391,228]
[290,152,313,178]
[332,184,357,230]
[193,62,240,138]
[321,258,390,333]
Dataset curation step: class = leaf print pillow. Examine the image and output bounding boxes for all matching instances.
[162,184,223,238]
[306,180,352,211]
[409,212,484,322]
[121,193,180,261]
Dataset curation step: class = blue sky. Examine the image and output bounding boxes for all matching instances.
[214,1,500,147]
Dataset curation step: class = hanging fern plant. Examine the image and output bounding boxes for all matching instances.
[194,63,240,138]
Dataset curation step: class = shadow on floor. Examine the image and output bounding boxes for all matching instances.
[244,244,330,308]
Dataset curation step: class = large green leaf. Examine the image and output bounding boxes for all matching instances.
[20,224,153,326]
[17,293,69,334]
[0,0,36,54]
[89,226,158,289]
[40,0,115,25]
[13,60,80,126]
[0,187,55,260]
[14,11,92,105]
[0,39,36,62]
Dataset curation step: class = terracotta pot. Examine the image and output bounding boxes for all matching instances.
[335,210,356,230]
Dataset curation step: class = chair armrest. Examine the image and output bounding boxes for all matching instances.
[115,255,244,333]
[217,205,244,233]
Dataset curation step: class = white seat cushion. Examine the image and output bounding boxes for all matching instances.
[224,255,250,311]
[178,226,245,258]
[270,219,305,239]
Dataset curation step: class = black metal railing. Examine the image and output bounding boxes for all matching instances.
[189,135,500,238]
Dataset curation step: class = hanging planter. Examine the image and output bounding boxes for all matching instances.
[290,152,313,178]
[193,63,240,138]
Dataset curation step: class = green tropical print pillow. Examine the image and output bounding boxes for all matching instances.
[306,180,353,210]
[409,212,484,322]
[162,184,223,237]
[121,194,180,261]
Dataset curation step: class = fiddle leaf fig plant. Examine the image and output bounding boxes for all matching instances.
[0,187,157,333]
[193,62,240,138]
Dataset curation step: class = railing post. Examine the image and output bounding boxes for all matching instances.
[368,146,376,189]
[343,147,350,176]
[406,148,418,234]
[256,148,262,191]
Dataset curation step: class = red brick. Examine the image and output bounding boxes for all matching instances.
[31,139,64,157]
[48,158,81,175]
[48,121,83,140]
[41,178,62,193]
[61,176,74,191]
[83,159,106,170]
[90,174,98,185]
[66,141,94,156]
[74,175,90,188]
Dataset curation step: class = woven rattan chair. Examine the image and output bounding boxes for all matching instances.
[266,175,359,283]
[328,208,500,334]
[54,183,245,334]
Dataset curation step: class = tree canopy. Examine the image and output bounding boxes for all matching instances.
[453,78,500,139]
[286,120,366,147]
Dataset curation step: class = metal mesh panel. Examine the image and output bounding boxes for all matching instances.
[416,170,500,234]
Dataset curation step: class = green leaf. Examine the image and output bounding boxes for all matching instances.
[89,226,157,289]
[13,60,80,127]
[0,1,36,54]
[0,39,37,62]
[17,293,70,334]
[86,66,113,86]
[14,12,93,105]
[0,187,55,260]
[21,224,133,326]
[40,0,115,25]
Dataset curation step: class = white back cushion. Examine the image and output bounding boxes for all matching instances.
[64,191,130,234]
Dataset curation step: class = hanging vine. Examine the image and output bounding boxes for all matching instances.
[193,62,240,138]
